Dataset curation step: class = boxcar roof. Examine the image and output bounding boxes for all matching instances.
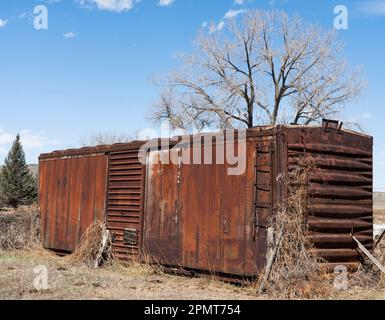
[39,124,372,160]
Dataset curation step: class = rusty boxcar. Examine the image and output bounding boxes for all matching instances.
[39,121,373,276]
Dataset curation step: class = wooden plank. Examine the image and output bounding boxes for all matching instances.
[352,236,385,275]
[258,229,283,294]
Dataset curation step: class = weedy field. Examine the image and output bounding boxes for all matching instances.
[0,250,260,300]
[0,194,384,300]
[1,249,385,300]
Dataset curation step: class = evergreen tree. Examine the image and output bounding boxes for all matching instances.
[0,134,37,208]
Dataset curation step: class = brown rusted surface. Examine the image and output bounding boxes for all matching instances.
[144,148,182,266]
[178,141,257,276]
[39,153,108,252]
[143,135,275,277]
[283,125,373,270]
[106,144,146,259]
[39,141,145,160]
[39,123,373,277]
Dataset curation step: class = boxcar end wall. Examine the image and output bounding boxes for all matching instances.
[39,150,109,253]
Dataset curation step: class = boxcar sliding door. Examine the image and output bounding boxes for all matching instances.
[143,149,182,266]
[144,139,266,277]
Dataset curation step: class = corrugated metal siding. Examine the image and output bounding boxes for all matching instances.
[106,146,146,259]
[39,154,108,252]
[284,127,373,271]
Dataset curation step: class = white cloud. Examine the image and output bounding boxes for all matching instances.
[0,132,14,145]
[19,130,58,149]
[63,32,77,39]
[0,19,8,28]
[79,0,136,12]
[159,0,175,6]
[217,21,225,30]
[0,128,58,163]
[224,9,245,19]
[205,8,244,34]
[269,0,289,5]
[357,1,385,16]
[78,0,175,12]
[234,0,245,4]
[210,21,225,33]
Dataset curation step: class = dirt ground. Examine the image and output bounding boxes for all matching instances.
[0,194,384,300]
[0,249,385,300]
[0,250,261,300]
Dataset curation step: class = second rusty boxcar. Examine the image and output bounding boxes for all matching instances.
[39,121,373,276]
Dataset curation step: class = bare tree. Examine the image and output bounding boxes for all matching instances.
[151,10,363,130]
[79,131,136,147]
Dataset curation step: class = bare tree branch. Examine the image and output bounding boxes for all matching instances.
[150,10,364,130]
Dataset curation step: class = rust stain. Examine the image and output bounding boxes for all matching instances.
[39,154,108,252]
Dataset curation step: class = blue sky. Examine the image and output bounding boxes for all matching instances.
[0,0,384,189]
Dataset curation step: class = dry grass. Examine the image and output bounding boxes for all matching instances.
[66,221,112,267]
[377,242,385,266]
[374,238,385,286]
[349,264,384,290]
[333,239,385,294]
[0,250,259,300]
[0,214,384,299]
[65,220,166,277]
[1,197,384,300]
[0,205,40,251]
[349,201,385,290]
[259,160,332,299]
[258,162,385,299]
[111,248,166,277]
[2,249,385,300]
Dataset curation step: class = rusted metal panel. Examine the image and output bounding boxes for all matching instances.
[283,126,373,270]
[253,135,277,273]
[179,143,251,275]
[143,137,271,277]
[106,145,146,259]
[40,146,112,160]
[39,154,108,252]
[38,160,48,244]
[39,124,373,277]
[143,149,182,265]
